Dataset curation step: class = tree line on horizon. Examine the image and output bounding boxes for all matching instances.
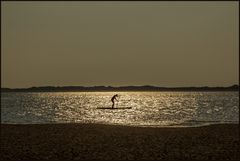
[1,85,239,92]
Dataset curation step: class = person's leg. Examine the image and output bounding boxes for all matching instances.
[112,101,114,108]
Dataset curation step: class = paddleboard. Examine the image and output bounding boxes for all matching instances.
[96,107,132,109]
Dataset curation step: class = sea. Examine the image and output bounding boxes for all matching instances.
[1,91,239,127]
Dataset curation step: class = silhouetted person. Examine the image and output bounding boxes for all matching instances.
[111,94,118,108]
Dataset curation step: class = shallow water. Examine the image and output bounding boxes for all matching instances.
[1,91,239,127]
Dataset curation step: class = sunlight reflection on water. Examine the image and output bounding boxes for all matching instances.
[1,92,239,127]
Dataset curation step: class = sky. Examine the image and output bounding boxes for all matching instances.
[1,1,239,88]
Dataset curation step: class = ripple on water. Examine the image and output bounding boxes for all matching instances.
[1,91,239,127]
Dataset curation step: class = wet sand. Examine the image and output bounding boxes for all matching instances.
[1,123,239,161]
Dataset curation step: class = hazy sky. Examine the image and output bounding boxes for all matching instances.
[1,1,239,88]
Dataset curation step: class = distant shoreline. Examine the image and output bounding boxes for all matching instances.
[1,85,239,92]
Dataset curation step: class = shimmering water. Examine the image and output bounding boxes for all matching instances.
[1,92,239,127]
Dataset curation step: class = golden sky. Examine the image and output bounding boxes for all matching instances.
[1,1,239,88]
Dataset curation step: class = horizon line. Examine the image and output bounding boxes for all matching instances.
[2,84,239,89]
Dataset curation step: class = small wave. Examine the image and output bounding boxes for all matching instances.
[168,120,239,127]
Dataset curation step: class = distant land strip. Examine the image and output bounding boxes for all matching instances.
[1,85,239,92]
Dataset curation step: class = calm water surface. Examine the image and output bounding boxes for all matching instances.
[1,92,239,127]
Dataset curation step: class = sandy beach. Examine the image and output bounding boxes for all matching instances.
[1,123,239,161]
